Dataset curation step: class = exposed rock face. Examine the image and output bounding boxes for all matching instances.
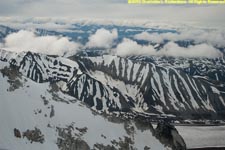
[0,66,23,91]
[56,126,90,150]
[1,66,20,80]
[154,122,186,150]
[22,128,45,143]
[50,105,55,118]
[75,127,87,134]
[116,136,135,150]
[144,146,151,150]
[57,137,90,150]
[14,128,21,138]
[94,136,135,150]
[93,143,116,150]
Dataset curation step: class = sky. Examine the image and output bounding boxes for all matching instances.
[0,0,225,25]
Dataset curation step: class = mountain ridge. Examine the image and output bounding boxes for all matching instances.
[1,49,225,119]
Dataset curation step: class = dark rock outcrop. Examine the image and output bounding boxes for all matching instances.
[154,122,186,150]
[22,127,45,143]
[56,126,90,150]
[14,128,21,138]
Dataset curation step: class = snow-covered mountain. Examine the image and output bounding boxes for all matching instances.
[0,67,169,150]
[128,55,225,83]
[1,49,225,120]
[0,49,188,150]
[0,49,127,113]
[74,55,225,119]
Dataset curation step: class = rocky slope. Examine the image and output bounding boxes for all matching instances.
[0,58,186,150]
[74,55,225,119]
[128,55,225,83]
[1,49,225,119]
[0,49,133,113]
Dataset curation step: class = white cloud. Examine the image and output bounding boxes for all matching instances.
[134,29,225,47]
[134,32,164,43]
[1,30,80,56]
[113,38,157,56]
[86,28,118,49]
[159,42,223,58]
[113,38,222,58]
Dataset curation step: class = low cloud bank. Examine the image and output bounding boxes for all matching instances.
[159,42,223,58]
[86,28,118,49]
[134,30,225,48]
[0,28,223,58]
[114,38,223,58]
[1,30,80,56]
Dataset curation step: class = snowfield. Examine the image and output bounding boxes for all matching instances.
[176,125,225,149]
[0,71,167,150]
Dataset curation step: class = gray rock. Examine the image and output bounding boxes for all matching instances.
[154,122,186,150]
